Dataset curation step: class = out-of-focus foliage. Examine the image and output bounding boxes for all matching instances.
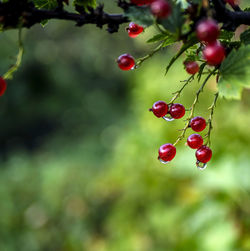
[0,2,250,251]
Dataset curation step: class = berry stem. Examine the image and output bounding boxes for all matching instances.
[173,68,217,146]
[3,28,24,80]
[169,75,194,104]
[136,42,164,68]
[204,92,219,146]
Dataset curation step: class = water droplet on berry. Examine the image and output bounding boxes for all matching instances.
[196,160,207,170]
[158,157,170,164]
[162,116,174,122]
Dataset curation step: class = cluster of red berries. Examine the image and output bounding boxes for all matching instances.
[197,19,225,66]
[151,100,212,169]
[184,18,225,75]
[0,77,7,96]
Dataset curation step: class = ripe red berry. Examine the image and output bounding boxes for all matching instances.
[185,61,200,75]
[196,145,212,163]
[203,41,225,65]
[117,54,135,71]
[0,77,7,96]
[127,22,144,38]
[190,116,206,132]
[196,19,220,43]
[150,0,171,19]
[158,143,176,162]
[151,101,168,118]
[169,103,185,119]
[187,134,203,149]
[130,0,154,5]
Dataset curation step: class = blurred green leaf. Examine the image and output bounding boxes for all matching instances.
[124,6,154,27]
[147,33,177,47]
[240,29,250,45]
[33,0,58,9]
[218,45,250,99]
[160,3,184,34]
[219,30,234,42]
[73,0,96,9]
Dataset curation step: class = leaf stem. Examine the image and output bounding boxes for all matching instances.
[3,28,24,80]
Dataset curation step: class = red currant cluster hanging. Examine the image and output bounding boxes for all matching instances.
[116,0,228,170]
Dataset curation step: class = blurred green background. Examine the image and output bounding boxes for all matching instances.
[0,1,250,250]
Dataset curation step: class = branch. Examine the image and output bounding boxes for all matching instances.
[0,0,129,33]
[212,0,250,30]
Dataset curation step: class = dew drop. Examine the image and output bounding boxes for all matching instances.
[162,116,174,122]
[158,157,169,164]
[196,160,207,170]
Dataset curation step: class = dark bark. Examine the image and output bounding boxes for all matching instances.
[0,0,249,33]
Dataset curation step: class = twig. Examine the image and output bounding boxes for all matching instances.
[169,75,194,104]
[204,92,219,146]
[135,43,164,68]
[173,68,217,146]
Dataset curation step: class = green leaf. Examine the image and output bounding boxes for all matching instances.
[147,33,177,47]
[33,0,58,9]
[240,29,250,45]
[124,6,154,27]
[162,34,177,47]
[160,3,184,34]
[147,34,168,43]
[219,30,234,42]
[218,45,250,99]
[73,0,96,10]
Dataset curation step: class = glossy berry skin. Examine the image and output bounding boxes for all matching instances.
[127,22,144,38]
[150,0,171,19]
[187,134,203,149]
[203,41,225,65]
[158,143,176,162]
[169,103,185,119]
[185,61,200,75]
[151,101,168,118]
[0,77,7,96]
[130,0,154,5]
[196,19,220,43]
[196,145,212,163]
[117,54,135,71]
[190,116,206,132]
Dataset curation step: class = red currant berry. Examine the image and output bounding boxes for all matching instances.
[0,77,7,96]
[169,103,185,119]
[127,22,144,38]
[151,101,168,118]
[158,143,176,162]
[130,0,154,5]
[150,0,171,19]
[196,19,220,43]
[187,134,203,149]
[203,41,225,65]
[190,116,206,132]
[185,61,200,75]
[196,145,212,163]
[117,54,135,71]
